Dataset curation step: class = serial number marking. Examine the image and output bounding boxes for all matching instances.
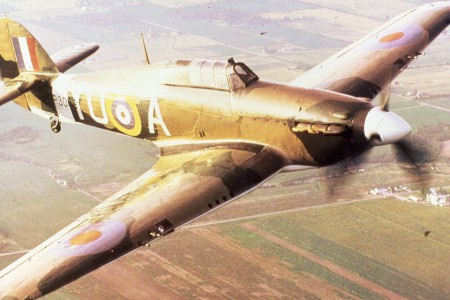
[53,95,69,108]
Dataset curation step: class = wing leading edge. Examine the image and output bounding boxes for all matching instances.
[51,43,99,73]
[291,2,450,99]
[0,144,290,299]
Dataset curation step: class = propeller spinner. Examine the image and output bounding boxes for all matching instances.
[363,106,411,145]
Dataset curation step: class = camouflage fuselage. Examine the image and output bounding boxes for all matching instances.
[22,60,373,166]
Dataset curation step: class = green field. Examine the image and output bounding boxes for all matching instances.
[224,198,450,299]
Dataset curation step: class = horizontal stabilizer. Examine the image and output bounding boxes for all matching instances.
[51,43,99,73]
[0,75,39,106]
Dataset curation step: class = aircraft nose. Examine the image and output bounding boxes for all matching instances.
[363,107,411,145]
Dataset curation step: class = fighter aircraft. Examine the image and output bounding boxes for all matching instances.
[0,2,449,299]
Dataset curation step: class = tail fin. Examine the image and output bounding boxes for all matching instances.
[0,18,58,81]
[0,18,60,108]
[0,18,99,113]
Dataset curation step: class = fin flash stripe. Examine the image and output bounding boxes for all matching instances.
[12,36,40,71]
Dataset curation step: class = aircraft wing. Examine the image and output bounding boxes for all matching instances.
[290,2,450,99]
[0,144,290,299]
[51,43,99,73]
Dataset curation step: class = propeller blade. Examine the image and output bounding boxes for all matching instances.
[379,83,391,111]
[322,160,347,196]
[377,61,395,111]
[394,138,433,164]
[392,138,433,186]
[323,151,369,197]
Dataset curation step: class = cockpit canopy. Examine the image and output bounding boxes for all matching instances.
[160,58,258,91]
